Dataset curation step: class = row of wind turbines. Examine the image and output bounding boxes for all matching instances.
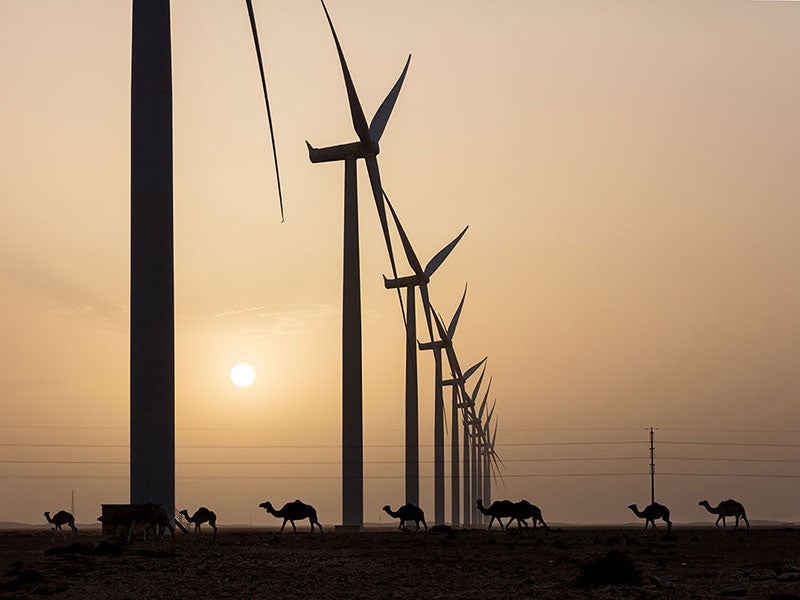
[306,1,502,528]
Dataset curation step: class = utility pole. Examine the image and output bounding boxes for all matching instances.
[649,427,655,505]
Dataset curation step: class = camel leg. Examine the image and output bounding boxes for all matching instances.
[211,523,217,542]
[291,520,297,536]
[743,515,750,532]
[733,516,740,531]
[280,519,288,535]
[715,516,722,530]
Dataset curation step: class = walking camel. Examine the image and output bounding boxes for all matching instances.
[628,502,672,533]
[698,499,749,532]
[508,500,549,534]
[44,510,77,541]
[179,507,218,541]
[259,500,323,536]
[382,504,427,534]
[476,499,516,531]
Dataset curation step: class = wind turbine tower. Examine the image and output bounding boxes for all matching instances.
[383,197,466,507]
[130,0,281,514]
[306,0,410,528]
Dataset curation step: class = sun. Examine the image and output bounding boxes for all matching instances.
[230,363,256,388]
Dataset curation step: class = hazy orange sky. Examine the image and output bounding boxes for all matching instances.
[1,0,799,526]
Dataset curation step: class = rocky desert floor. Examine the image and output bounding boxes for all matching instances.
[2,525,800,599]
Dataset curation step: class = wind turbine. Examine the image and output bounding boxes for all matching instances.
[130,0,282,514]
[424,288,493,525]
[485,412,501,510]
[481,399,498,513]
[442,356,486,527]
[383,195,467,507]
[306,0,410,528]
[470,372,492,523]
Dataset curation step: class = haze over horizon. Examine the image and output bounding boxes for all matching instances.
[1,0,799,526]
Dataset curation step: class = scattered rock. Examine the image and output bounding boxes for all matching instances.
[778,573,800,582]
[747,569,777,581]
[0,569,45,591]
[720,589,747,597]
[577,550,640,587]
[650,575,676,589]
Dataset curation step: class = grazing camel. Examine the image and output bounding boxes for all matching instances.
[628,503,672,533]
[44,510,77,540]
[259,500,323,536]
[476,499,516,531]
[698,499,749,532]
[179,507,218,541]
[99,504,174,541]
[508,500,549,534]
[382,504,427,534]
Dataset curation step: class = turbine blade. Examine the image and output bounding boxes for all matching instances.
[486,399,496,429]
[447,284,468,340]
[478,377,492,421]
[320,0,371,146]
[384,192,424,277]
[418,284,435,343]
[431,308,448,340]
[462,357,487,382]
[365,156,400,292]
[369,54,411,143]
[245,0,284,222]
[424,226,468,278]
[481,377,493,415]
[470,363,487,406]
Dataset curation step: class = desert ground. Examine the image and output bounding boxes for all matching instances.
[2,525,800,599]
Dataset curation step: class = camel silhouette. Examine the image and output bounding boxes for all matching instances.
[628,503,672,533]
[382,504,427,534]
[98,504,173,541]
[699,499,749,532]
[476,499,516,531]
[44,510,77,541]
[179,507,217,541]
[508,500,549,534]
[259,500,323,536]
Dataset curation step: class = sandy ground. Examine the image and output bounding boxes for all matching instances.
[2,525,800,599]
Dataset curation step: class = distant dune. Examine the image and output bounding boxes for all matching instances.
[0,522,102,530]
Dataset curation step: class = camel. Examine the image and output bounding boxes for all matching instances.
[628,503,672,533]
[698,499,749,532]
[44,510,77,540]
[508,500,549,534]
[99,504,174,541]
[382,504,427,534]
[259,500,323,536]
[179,507,218,541]
[476,499,516,531]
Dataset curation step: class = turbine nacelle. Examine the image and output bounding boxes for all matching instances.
[383,273,428,290]
[306,140,378,163]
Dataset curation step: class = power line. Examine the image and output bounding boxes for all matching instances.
[0,441,648,449]
[4,472,800,481]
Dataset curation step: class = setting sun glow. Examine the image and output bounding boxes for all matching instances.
[230,363,256,388]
